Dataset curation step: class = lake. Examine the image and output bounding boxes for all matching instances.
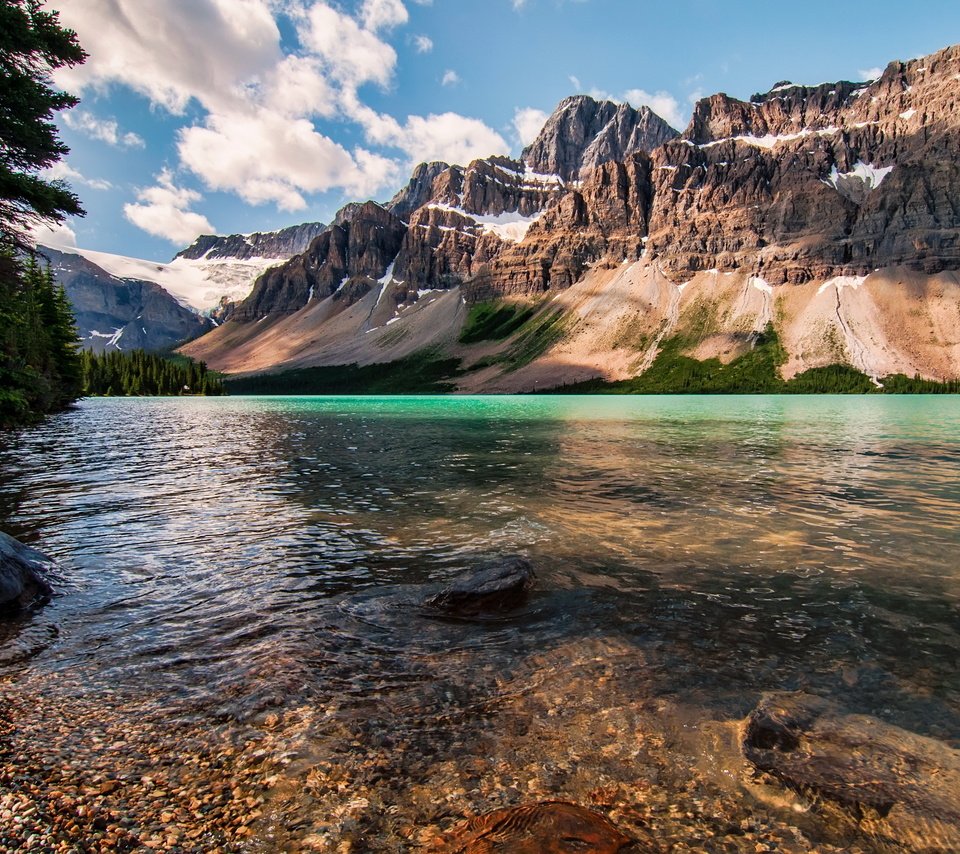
[1,395,959,851]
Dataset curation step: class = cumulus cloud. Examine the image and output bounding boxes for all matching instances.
[44,0,508,214]
[512,107,548,146]
[30,220,78,249]
[441,69,461,87]
[63,111,144,148]
[346,93,508,166]
[124,169,216,245]
[859,66,884,81]
[412,34,433,53]
[178,110,397,209]
[360,0,408,31]
[298,2,397,88]
[41,161,112,191]
[50,0,281,115]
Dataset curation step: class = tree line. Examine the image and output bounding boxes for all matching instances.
[81,350,224,397]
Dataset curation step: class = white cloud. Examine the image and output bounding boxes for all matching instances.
[859,66,884,81]
[568,75,582,92]
[441,69,461,87]
[412,34,433,53]
[124,169,215,245]
[360,0,408,31]
[63,111,144,148]
[513,107,548,146]
[41,161,113,191]
[512,0,528,9]
[347,93,507,166]
[50,0,281,115]
[298,2,397,88]
[261,55,338,119]
[178,110,397,209]
[31,220,78,249]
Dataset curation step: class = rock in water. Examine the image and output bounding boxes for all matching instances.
[743,692,960,851]
[0,532,54,612]
[426,556,535,616]
[438,801,633,853]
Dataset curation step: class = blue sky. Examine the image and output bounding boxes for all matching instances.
[36,0,960,261]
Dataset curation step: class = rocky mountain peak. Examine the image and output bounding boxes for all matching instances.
[522,94,678,181]
[175,221,325,262]
[386,161,451,220]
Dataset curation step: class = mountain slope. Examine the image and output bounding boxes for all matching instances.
[41,246,214,353]
[183,44,960,387]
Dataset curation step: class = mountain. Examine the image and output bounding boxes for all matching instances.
[521,95,679,181]
[41,222,325,353]
[174,222,326,263]
[182,44,960,388]
[41,246,214,354]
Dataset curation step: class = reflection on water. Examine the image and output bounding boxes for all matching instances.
[1,395,960,850]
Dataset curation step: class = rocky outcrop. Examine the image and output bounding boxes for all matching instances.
[41,247,214,353]
[232,202,406,320]
[425,556,536,616]
[743,692,960,851]
[0,532,54,612]
[522,95,679,181]
[175,222,326,261]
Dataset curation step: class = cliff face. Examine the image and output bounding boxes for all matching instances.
[183,43,960,387]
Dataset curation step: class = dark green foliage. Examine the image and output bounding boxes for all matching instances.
[225,350,462,395]
[785,364,878,394]
[879,373,960,393]
[1,0,86,251]
[0,248,82,425]
[81,350,225,397]
[458,301,537,344]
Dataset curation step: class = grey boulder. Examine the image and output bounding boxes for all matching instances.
[0,531,54,612]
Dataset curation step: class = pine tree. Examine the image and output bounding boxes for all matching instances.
[0,0,86,251]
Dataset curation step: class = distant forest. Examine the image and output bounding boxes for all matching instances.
[81,350,225,397]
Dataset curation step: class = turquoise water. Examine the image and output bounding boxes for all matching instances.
[1,395,959,849]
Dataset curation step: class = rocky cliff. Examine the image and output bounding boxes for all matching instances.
[176,222,325,262]
[183,43,960,388]
[521,95,679,181]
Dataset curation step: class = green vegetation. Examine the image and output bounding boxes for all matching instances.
[543,326,960,394]
[81,350,225,397]
[1,2,88,426]
[1,1,86,250]
[224,350,462,395]
[0,252,83,426]
[459,301,537,344]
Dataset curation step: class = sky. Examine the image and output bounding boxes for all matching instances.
[34,0,960,261]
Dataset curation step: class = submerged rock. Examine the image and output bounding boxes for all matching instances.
[437,800,634,853]
[743,692,960,851]
[425,556,536,616]
[0,532,54,612]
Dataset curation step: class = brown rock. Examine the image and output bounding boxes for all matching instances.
[437,801,634,853]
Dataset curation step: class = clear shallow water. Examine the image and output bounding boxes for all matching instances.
[2,395,960,849]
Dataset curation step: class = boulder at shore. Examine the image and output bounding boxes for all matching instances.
[0,531,54,612]
[743,692,960,851]
[425,556,536,616]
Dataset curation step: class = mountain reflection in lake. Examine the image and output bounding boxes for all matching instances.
[1,395,958,852]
